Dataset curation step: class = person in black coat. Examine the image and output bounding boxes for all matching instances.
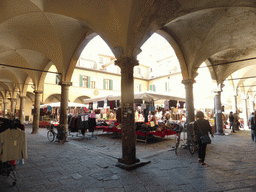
[194,111,214,165]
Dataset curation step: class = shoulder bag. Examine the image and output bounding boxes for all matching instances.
[200,135,211,144]
[196,120,211,144]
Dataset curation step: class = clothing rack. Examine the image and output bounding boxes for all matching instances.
[0,161,17,186]
[0,118,26,186]
[68,113,97,140]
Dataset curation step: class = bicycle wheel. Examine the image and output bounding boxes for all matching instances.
[174,135,180,154]
[47,131,55,142]
[188,143,195,154]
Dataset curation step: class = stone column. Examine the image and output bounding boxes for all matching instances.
[3,100,8,118]
[59,81,72,140]
[249,96,254,113]
[9,98,17,119]
[19,96,26,124]
[32,90,42,134]
[214,91,223,134]
[115,57,139,165]
[232,94,238,114]
[182,79,195,123]
[243,97,249,130]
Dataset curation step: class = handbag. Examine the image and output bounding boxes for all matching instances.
[200,135,211,144]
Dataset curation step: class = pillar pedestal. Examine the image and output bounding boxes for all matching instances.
[32,90,43,134]
[19,96,26,124]
[9,98,17,119]
[3,100,8,118]
[214,91,223,135]
[115,57,150,168]
[59,81,72,141]
[182,79,195,123]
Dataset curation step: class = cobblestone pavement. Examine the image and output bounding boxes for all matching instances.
[1,126,256,192]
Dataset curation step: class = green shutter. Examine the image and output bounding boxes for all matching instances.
[87,76,91,88]
[79,75,83,87]
[110,79,113,90]
[150,85,153,91]
[103,79,106,90]
[153,85,156,92]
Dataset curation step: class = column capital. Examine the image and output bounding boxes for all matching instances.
[114,57,139,69]
[182,79,196,85]
[9,98,17,102]
[34,90,43,94]
[19,95,27,99]
[213,90,222,95]
[58,81,72,86]
[3,99,8,104]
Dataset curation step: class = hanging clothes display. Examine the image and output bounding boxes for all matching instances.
[97,101,104,108]
[89,102,93,110]
[178,101,185,109]
[169,100,177,108]
[0,129,27,162]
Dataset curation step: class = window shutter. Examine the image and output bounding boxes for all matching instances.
[103,79,106,90]
[153,85,156,92]
[110,79,113,90]
[150,85,153,91]
[79,75,83,87]
[87,76,91,88]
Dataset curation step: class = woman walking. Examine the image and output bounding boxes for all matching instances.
[194,111,214,165]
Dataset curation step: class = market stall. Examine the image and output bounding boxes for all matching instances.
[85,92,186,141]
[35,102,88,128]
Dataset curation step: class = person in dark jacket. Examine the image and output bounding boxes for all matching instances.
[229,111,235,133]
[194,111,214,165]
[248,112,256,142]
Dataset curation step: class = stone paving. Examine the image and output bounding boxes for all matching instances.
[1,125,256,192]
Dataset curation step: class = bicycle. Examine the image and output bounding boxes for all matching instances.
[186,122,197,155]
[174,124,182,154]
[47,125,66,143]
[188,132,197,154]
[47,124,56,142]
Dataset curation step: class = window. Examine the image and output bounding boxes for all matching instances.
[55,75,60,85]
[138,84,142,92]
[103,79,113,90]
[165,82,168,92]
[150,84,156,92]
[137,67,141,74]
[91,81,96,89]
[99,57,104,64]
[117,67,120,74]
[79,75,90,88]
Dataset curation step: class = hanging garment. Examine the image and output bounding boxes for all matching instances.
[89,102,93,110]
[0,129,28,162]
[169,100,177,108]
[97,101,104,108]
[179,101,185,109]
[164,100,169,110]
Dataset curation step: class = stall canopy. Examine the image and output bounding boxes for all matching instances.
[39,102,87,108]
[83,92,185,103]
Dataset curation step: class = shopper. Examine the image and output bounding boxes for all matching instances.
[194,111,214,165]
[229,111,235,133]
[248,112,256,142]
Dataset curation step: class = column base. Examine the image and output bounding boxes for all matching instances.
[116,158,151,170]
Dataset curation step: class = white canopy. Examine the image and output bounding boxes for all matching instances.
[83,91,185,103]
[39,102,87,108]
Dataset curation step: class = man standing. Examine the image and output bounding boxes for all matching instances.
[229,111,235,133]
[248,112,256,142]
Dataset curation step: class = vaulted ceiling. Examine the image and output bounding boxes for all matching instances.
[1,0,256,100]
